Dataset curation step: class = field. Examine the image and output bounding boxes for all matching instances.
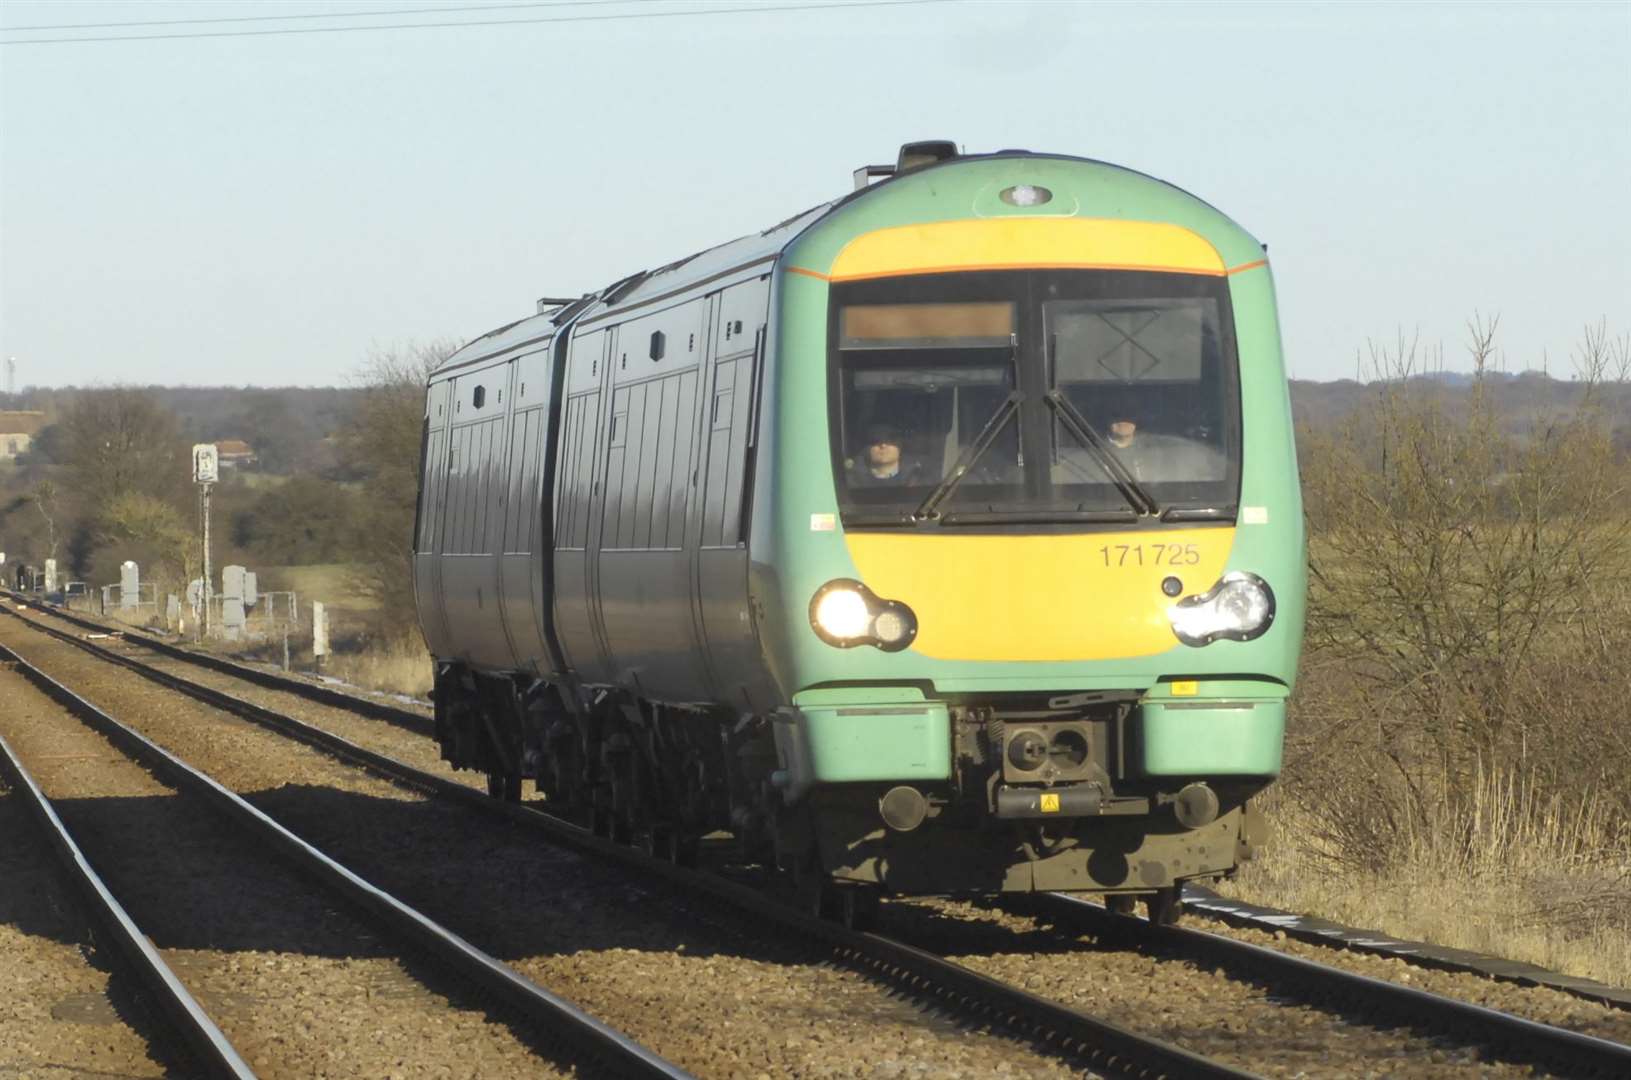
[180,562,435,700]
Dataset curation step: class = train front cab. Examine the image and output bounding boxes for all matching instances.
[755,156,1305,902]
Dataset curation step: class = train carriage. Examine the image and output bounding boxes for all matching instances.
[413,143,1305,920]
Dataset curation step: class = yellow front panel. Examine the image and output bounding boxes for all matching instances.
[844,529,1236,661]
[824,218,1227,282]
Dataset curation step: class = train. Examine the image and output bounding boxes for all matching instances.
[412,142,1306,924]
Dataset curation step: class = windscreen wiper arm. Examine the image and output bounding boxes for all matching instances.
[914,390,1023,521]
[1044,390,1159,517]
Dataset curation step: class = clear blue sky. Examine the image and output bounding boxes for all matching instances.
[2,0,1627,387]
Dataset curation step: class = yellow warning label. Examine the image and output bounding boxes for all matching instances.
[1040,793,1061,813]
[1171,680,1199,696]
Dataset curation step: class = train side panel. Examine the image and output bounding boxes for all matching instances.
[552,325,614,683]
[549,273,777,706]
[689,277,773,710]
[413,380,454,657]
[435,361,519,669]
[494,345,557,676]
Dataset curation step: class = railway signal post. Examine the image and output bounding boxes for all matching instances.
[192,444,218,637]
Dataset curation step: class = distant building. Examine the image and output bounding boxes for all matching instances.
[216,438,258,468]
[0,410,46,460]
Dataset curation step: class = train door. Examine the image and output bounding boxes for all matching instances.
[690,278,770,709]
[414,379,454,656]
[494,346,554,674]
[551,326,616,684]
[438,362,514,668]
[593,300,711,702]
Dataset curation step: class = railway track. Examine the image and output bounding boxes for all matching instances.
[1017,894,1631,1077]
[0,723,249,1078]
[7,596,1631,1076]
[0,628,690,1078]
[0,599,1234,1079]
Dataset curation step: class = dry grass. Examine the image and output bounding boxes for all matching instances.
[324,635,434,700]
[255,562,379,613]
[1226,768,1631,988]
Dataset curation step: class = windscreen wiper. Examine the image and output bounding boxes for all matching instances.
[1044,390,1159,517]
[1160,505,1236,523]
[914,390,1023,521]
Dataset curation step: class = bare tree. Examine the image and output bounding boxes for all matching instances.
[30,479,60,561]
[59,388,189,513]
[343,340,459,634]
[1294,318,1631,865]
[97,492,197,583]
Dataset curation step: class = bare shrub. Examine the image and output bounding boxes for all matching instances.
[1258,319,1631,977]
[341,340,458,638]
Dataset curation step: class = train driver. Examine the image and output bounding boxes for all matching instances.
[849,422,927,486]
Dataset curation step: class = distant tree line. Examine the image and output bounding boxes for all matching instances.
[0,343,456,637]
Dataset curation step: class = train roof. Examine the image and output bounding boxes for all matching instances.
[432,150,1260,380]
[433,200,837,378]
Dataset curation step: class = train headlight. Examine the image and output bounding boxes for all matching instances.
[810,579,918,652]
[813,586,871,640]
[1169,572,1275,646]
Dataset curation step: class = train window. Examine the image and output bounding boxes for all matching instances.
[650,331,666,361]
[1045,296,1229,490]
[841,302,1014,350]
[835,344,1022,511]
[473,385,486,409]
[830,271,1239,527]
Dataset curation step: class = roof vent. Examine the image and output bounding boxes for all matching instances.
[852,140,959,191]
[897,140,958,173]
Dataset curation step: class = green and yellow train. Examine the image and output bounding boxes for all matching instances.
[413,142,1305,920]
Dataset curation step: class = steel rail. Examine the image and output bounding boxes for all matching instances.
[1022,893,1631,1079]
[19,596,1631,1013]
[0,680,255,1079]
[0,600,1253,1080]
[0,592,432,736]
[16,594,1631,1072]
[1177,883,1631,1010]
[0,615,693,1080]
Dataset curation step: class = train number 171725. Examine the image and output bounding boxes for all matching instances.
[1097,543,1201,567]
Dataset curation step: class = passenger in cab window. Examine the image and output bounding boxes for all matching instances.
[848,423,927,486]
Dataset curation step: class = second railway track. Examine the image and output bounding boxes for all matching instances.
[0,628,690,1078]
[7,595,1631,1077]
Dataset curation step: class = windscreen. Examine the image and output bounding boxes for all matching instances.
[830,270,1240,527]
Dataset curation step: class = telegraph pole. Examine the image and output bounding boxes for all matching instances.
[192,444,218,637]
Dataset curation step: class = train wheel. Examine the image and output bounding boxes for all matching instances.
[669,834,699,868]
[800,881,836,921]
[1105,894,1138,916]
[1144,886,1183,926]
[836,887,880,932]
[486,772,522,803]
[611,809,634,846]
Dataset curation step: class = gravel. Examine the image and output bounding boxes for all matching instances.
[0,754,176,1078]
[880,897,1572,1078]
[1186,917,1631,1046]
[0,612,1094,1079]
[0,643,574,1079]
[18,601,1629,1076]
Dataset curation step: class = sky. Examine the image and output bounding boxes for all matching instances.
[1,0,1627,388]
